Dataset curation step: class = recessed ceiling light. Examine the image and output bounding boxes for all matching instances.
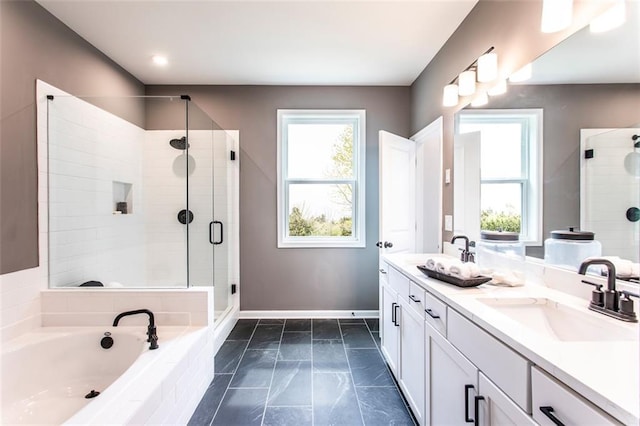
[152,55,168,67]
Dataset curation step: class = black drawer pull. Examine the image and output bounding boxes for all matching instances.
[408,294,421,303]
[379,269,387,274]
[474,395,484,426]
[391,302,397,324]
[425,308,440,319]
[464,384,474,423]
[394,304,400,327]
[540,406,565,426]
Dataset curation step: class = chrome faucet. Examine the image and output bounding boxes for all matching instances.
[113,309,159,349]
[578,258,637,322]
[451,235,474,263]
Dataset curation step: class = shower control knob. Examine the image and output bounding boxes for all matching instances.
[177,209,194,225]
[626,207,640,222]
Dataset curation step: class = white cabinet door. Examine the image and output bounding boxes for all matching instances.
[381,283,400,375]
[531,366,620,426]
[399,300,425,425]
[477,372,536,426]
[427,321,478,425]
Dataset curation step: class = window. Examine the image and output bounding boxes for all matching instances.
[277,110,366,248]
[457,109,543,245]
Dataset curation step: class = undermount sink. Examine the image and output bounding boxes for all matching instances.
[477,297,638,342]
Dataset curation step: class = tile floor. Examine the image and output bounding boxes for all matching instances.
[188,318,416,426]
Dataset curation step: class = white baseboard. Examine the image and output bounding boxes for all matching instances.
[239,310,379,319]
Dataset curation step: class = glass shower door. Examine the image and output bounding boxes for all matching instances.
[187,102,237,323]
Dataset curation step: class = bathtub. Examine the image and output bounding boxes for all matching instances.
[1,325,214,425]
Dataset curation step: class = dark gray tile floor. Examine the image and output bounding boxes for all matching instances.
[189,318,415,426]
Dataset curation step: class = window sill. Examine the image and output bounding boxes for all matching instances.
[278,239,366,249]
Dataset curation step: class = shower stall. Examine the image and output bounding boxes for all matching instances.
[41,82,238,323]
[581,127,640,263]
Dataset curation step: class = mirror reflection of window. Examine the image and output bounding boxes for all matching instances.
[457,109,543,244]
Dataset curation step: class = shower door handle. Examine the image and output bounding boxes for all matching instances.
[210,221,223,245]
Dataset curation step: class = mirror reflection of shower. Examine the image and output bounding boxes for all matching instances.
[624,134,640,177]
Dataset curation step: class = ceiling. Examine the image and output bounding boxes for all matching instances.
[36,0,478,86]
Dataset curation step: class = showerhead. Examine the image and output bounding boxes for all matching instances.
[632,134,640,148]
[169,136,189,150]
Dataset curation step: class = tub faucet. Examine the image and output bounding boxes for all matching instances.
[451,235,474,263]
[578,258,637,322]
[113,309,159,349]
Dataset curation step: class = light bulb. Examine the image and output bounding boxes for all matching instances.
[488,79,507,96]
[509,63,532,83]
[471,92,489,107]
[590,0,626,33]
[477,52,498,83]
[541,0,573,33]
[458,70,476,97]
[443,84,459,107]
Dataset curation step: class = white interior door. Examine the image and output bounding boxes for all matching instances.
[453,131,481,242]
[379,130,416,257]
[414,117,443,253]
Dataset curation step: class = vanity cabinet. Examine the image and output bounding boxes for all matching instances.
[426,321,478,425]
[380,265,425,424]
[477,372,537,426]
[531,366,620,426]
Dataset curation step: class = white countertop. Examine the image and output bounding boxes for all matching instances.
[383,253,639,425]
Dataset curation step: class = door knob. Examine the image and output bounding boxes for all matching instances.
[384,241,393,248]
[376,241,383,248]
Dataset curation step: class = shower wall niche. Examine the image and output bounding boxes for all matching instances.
[38,80,239,321]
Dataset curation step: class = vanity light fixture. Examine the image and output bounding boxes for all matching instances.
[541,0,573,33]
[590,0,626,33]
[471,92,489,107]
[509,63,532,83]
[458,70,477,97]
[443,84,460,107]
[152,55,168,67]
[441,46,496,107]
[488,79,507,96]
[477,48,498,83]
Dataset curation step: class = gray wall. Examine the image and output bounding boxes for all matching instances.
[409,0,612,243]
[146,85,411,310]
[0,0,144,274]
[471,84,640,257]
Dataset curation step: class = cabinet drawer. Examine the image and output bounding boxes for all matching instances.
[532,366,620,425]
[407,281,426,317]
[379,261,390,285]
[388,266,410,299]
[448,309,530,413]
[478,372,536,426]
[424,292,447,336]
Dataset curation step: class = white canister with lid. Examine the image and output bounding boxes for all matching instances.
[544,228,602,271]
[476,231,526,285]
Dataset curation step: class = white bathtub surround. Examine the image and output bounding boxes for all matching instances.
[40,288,212,327]
[0,265,46,342]
[1,325,212,425]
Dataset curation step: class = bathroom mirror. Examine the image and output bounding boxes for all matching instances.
[453,4,640,261]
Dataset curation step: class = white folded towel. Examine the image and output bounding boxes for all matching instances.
[632,263,640,278]
[106,281,124,288]
[489,271,525,287]
[598,256,635,278]
[436,258,458,274]
[449,262,481,279]
[425,258,437,270]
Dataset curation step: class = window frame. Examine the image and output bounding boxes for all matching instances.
[277,109,366,248]
[456,109,543,245]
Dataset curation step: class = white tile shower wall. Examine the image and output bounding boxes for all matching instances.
[582,128,640,262]
[142,131,190,287]
[40,288,211,326]
[46,91,146,288]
